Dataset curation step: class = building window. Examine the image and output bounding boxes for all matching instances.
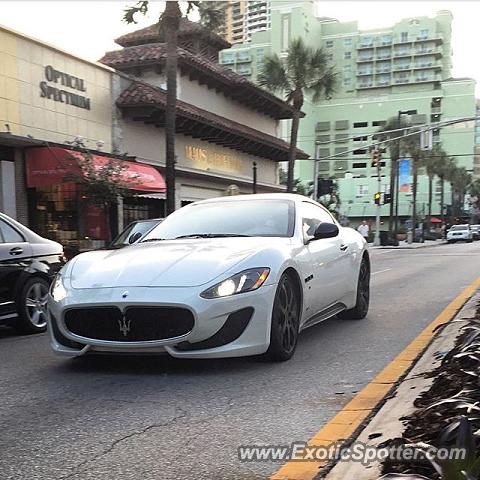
[344,64,352,72]
[419,29,429,40]
[353,162,367,169]
[327,53,333,61]
[356,185,369,196]
[381,34,392,45]
[344,38,352,48]
[326,40,334,48]
[372,121,387,127]
[354,122,368,128]
[400,31,409,42]
[343,78,351,86]
[344,51,352,59]
[353,149,367,155]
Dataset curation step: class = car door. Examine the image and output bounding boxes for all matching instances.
[0,218,32,318]
[297,202,350,319]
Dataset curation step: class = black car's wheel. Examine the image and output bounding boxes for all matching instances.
[339,257,370,320]
[16,277,50,334]
[266,273,300,362]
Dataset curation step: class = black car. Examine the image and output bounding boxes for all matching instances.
[0,212,64,334]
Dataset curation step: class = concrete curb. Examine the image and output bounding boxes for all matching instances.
[371,241,446,250]
[320,290,480,479]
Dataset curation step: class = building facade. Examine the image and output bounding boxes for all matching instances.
[1,20,303,253]
[219,5,477,222]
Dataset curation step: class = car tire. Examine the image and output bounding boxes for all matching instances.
[468,239,473,243]
[266,273,300,362]
[338,257,370,320]
[15,277,50,334]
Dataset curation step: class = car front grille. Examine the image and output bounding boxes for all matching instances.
[64,306,194,342]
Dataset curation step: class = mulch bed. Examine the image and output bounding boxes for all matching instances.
[379,302,480,479]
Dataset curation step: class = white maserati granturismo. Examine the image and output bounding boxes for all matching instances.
[48,194,370,361]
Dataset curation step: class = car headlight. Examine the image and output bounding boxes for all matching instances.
[50,274,67,302]
[200,268,270,299]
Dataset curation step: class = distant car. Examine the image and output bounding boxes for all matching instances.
[447,224,473,243]
[109,218,163,248]
[471,225,480,241]
[0,212,64,334]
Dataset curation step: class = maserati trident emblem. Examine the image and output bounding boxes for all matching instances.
[118,312,131,337]
[122,291,129,298]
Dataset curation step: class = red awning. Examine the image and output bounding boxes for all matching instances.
[430,217,442,223]
[25,147,165,193]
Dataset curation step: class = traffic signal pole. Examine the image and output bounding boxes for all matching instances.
[373,148,381,246]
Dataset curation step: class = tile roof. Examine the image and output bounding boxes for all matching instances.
[100,43,300,120]
[117,81,309,161]
[115,18,230,50]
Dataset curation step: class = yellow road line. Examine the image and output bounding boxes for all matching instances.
[270,276,480,480]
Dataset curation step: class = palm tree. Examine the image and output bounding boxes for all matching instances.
[451,167,472,217]
[258,38,336,192]
[377,116,410,234]
[401,128,423,231]
[422,144,447,227]
[123,1,225,215]
[437,156,454,223]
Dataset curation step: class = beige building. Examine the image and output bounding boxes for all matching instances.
[102,18,307,210]
[0,20,305,254]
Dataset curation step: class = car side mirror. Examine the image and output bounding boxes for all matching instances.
[129,231,143,244]
[313,222,339,240]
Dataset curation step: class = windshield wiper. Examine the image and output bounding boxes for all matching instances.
[174,233,252,239]
[141,238,167,243]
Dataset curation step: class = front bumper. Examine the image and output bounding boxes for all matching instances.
[48,284,277,358]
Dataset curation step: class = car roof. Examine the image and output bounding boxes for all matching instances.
[191,193,325,209]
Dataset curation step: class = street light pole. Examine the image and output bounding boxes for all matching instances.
[252,162,257,194]
[374,149,381,246]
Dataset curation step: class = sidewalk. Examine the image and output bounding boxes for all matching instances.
[369,239,446,250]
[320,286,480,479]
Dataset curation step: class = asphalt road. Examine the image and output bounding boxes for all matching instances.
[1,241,479,480]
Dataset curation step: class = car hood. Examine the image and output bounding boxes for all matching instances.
[69,237,286,289]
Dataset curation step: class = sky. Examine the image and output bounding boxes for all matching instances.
[1,0,480,94]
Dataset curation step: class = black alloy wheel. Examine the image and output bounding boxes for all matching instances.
[339,257,370,320]
[266,273,300,361]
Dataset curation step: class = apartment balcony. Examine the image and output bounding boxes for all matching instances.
[357,82,374,89]
[357,56,374,63]
[413,61,442,71]
[357,71,374,76]
[393,50,412,59]
[221,57,235,65]
[393,77,411,85]
[236,55,251,63]
[376,53,392,60]
[415,33,444,44]
[357,43,374,50]
[375,69,391,74]
[414,47,443,57]
[393,38,413,45]
[392,64,411,72]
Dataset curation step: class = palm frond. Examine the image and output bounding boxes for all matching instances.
[258,54,290,95]
[123,0,149,24]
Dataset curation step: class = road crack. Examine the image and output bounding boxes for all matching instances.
[60,407,187,480]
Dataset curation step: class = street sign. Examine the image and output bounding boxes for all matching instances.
[420,128,433,150]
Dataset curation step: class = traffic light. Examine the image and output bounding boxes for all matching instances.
[371,149,381,168]
[384,193,392,204]
[374,192,381,205]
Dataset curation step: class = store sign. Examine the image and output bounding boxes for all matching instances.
[185,145,242,173]
[39,65,91,110]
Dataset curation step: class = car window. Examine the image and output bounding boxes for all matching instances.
[300,202,336,240]
[0,219,24,243]
[144,200,295,239]
[451,225,468,231]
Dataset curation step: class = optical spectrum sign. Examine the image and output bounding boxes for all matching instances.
[185,145,242,173]
[39,65,91,110]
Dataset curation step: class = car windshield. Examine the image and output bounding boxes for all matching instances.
[143,199,294,240]
[450,225,468,231]
[111,220,159,247]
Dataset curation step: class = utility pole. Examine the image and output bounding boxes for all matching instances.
[372,147,382,246]
[252,162,257,194]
